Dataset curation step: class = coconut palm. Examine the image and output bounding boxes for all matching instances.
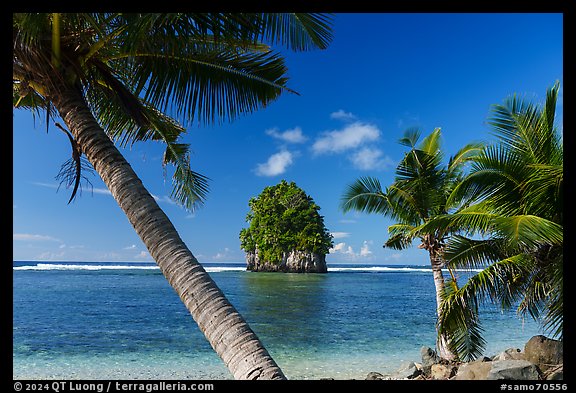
[13,13,333,380]
[416,82,563,361]
[340,128,483,361]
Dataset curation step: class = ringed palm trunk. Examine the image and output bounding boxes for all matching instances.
[430,252,456,361]
[51,85,286,380]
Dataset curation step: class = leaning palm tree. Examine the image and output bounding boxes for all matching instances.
[416,82,563,361]
[13,13,333,380]
[340,128,483,361]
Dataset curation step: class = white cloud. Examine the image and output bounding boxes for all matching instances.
[331,232,351,239]
[254,150,294,177]
[13,233,62,242]
[32,181,61,189]
[330,240,374,261]
[349,147,394,170]
[92,187,112,195]
[124,244,137,250]
[330,242,355,255]
[151,194,178,206]
[33,182,112,196]
[312,122,380,155]
[360,240,373,257]
[330,242,345,252]
[265,127,307,144]
[330,109,357,121]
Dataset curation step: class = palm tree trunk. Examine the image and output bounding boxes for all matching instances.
[50,86,286,380]
[430,253,457,361]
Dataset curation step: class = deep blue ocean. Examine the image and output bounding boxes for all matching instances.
[13,261,542,380]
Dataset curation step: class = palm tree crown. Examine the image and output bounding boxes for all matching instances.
[341,128,483,360]
[13,13,333,209]
[416,82,563,360]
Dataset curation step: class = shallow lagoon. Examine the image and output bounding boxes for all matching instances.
[13,261,541,380]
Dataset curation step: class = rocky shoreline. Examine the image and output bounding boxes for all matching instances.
[360,335,563,381]
[246,249,328,273]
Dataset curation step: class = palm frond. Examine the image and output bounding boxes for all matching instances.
[541,253,563,338]
[87,58,151,131]
[15,13,334,213]
[169,159,210,212]
[13,13,51,47]
[84,71,208,210]
[384,234,414,250]
[487,93,532,146]
[388,223,415,236]
[513,247,562,337]
[416,208,497,239]
[397,127,421,148]
[522,163,563,220]
[53,123,95,204]
[446,145,528,213]
[487,83,562,169]
[438,278,486,361]
[395,150,446,218]
[87,75,185,147]
[260,13,334,51]
[98,13,332,127]
[482,254,538,311]
[418,127,442,158]
[444,235,506,270]
[386,184,428,224]
[384,223,416,250]
[447,142,485,175]
[340,177,391,215]
[493,215,563,251]
[13,81,54,121]
[395,149,443,184]
[542,81,560,138]
[126,45,293,126]
[438,255,532,360]
[437,82,564,353]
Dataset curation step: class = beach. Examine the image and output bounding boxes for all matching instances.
[13,261,542,380]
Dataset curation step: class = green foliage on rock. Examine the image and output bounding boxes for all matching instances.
[239,180,333,265]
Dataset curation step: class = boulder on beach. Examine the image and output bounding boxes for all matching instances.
[493,348,525,361]
[382,361,422,380]
[430,364,457,380]
[524,335,563,372]
[453,359,492,380]
[486,360,540,380]
[365,371,385,380]
[381,335,563,381]
[420,346,440,375]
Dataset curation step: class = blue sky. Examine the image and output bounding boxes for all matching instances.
[13,13,563,265]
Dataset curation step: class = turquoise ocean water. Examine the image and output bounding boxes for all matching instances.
[13,261,542,380]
